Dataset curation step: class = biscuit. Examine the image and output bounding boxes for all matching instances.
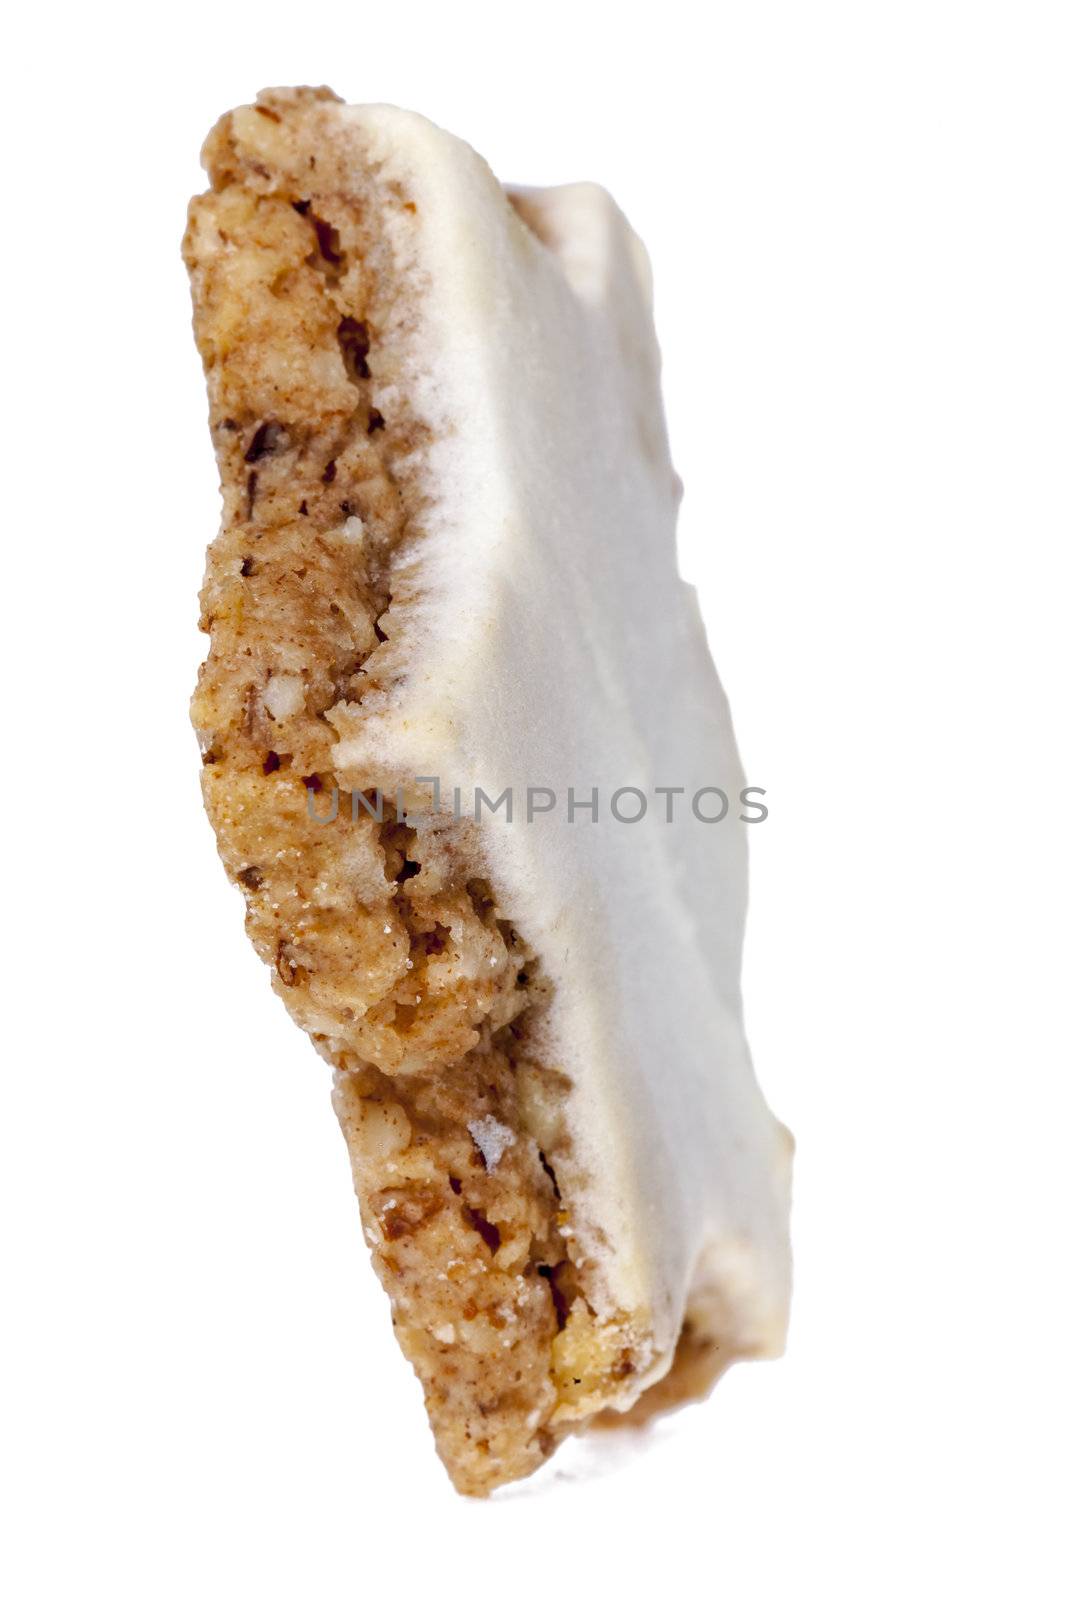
[184,87,792,1495]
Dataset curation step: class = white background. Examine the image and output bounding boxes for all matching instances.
[3,3,1064,1595]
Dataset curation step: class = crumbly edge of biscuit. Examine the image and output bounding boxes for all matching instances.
[183,87,669,1495]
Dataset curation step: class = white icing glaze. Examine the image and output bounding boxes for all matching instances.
[328,105,792,1385]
